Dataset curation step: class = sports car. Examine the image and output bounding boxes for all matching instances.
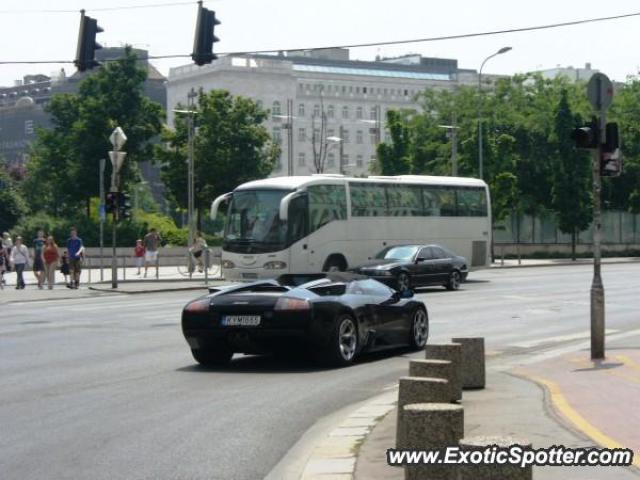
[182,273,429,367]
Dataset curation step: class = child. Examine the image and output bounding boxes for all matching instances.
[60,250,70,287]
[134,239,145,275]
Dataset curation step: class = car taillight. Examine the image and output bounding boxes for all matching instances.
[274,297,311,311]
[184,299,210,313]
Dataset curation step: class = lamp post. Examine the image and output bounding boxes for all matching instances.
[326,132,344,173]
[273,102,297,176]
[478,46,512,180]
[439,119,459,176]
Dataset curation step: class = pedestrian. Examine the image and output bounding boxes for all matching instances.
[60,250,70,286]
[189,231,208,273]
[43,236,60,290]
[0,243,6,289]
[66,227,85,289]
[143,227,161,278]
[10,236,30,289]
[134,239,145,275]
[2,231,13,273]
[32,229,46,289]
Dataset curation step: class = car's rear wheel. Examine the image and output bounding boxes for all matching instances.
[396,271,411,292]
[445,270,461,291]
[191,346,233,367]
[408,307,429,350]
[319,314,359,366]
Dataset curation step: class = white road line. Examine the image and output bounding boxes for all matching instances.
[510,329,619,349]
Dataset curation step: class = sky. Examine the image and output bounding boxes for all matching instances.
[2,0,640,86]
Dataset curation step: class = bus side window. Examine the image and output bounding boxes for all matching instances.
[288,195,308,244]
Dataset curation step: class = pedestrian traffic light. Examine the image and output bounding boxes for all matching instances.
[105,192,118,214]
[74,10,103,72]
[572,117,600,149]
[601,122,622,177]
[191,2,220,66]
[118,192,132,221]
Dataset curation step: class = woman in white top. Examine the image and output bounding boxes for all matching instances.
[10,236,30,289]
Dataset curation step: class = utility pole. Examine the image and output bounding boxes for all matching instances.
[187,88,197,249]
[99,158,105,282]
[339,124,345,174]
[287,99,294,175]
[109,127,127,289]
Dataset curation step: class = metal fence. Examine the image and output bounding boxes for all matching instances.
[494,210,640,245]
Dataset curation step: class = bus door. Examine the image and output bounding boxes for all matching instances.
[287,194,309,272]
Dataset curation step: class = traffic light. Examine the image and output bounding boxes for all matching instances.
[74,10,103,72]
[118,192,132,221]
[105,192,118,214]
[601,122,622,177]
[571,117,599,149]
[191,2,221,66]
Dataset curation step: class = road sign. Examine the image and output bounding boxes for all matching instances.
[108,150,127,173]
[109,126,127,150]
[587,73,613,112]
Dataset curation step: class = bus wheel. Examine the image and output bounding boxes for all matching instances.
[323,255,346,272]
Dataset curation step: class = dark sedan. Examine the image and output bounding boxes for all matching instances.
[182,273,428,367]
[352,244,469,292]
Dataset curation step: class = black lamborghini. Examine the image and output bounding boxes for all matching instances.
[182,273,429,367]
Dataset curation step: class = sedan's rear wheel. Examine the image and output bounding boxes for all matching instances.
[191,347,233,367]
[408,307,429,350]
[445,270,461,291]
[319,314,359,366]
[396,272,411,292]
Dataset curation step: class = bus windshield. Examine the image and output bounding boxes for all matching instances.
[224,190,289,253]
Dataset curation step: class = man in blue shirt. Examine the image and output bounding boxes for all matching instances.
[66,227,84,289]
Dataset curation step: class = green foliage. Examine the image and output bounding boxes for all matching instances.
[376,110,411,175]
[24,46,164,217]
[0,162,27,233]
[157,90,278,225]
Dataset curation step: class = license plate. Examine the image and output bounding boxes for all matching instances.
[221,315,261,327]
[242,273,258,279]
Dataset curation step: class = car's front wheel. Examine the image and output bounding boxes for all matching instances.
[408,307,429,350]
[319,314,359,366]
[396,271,411,292]
[191,346,233,367]
[445,270,461,291]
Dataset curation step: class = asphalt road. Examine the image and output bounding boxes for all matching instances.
[1,264,638,480]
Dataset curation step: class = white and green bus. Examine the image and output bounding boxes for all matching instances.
[211,174,491,281]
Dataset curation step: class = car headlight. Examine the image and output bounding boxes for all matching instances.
[264,261,287,270]
[376,270,393,276]
[274,297,310,311]
[222,260,236,269]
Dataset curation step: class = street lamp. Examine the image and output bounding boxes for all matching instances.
[438,123,459,176]
[273,104,297,176]
[478,46,512,180]
[327,126,345,174]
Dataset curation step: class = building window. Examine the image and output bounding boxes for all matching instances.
[357,154,364,167]
[24,120,34,135]
[404,89,409,96]
[342,129,350,143]
[313,128,320,141]
[272,101,281,117]
[370,107,377,120]
[298,152,306,166]
[356,87,361,94]
[327,128,335,138]
[327,105,335,118]
[327,153,335,168]
[273,127,282,144]
[356,106,363,119]
[356,130,363,144]
[363,87,367,94]
[298,103,305,117]
[342,105,349,119]
[298,128,306,142]
[313,104,321,117]
[370,132,377,144]
[342,86,347,93]
[343,154,349,167]
[370,155,377,165]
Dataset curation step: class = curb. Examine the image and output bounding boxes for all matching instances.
[88,285,209,294]
[300,388,398,480]
[489,258,640,269]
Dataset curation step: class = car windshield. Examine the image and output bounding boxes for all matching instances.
[224,190,289,253]
[376,246,420,261]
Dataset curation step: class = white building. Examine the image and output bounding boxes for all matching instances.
[537,63,598,83]
[167,49,474,177]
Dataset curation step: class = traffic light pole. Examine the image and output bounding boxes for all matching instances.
[590,115,606,360]
[111,208,118,289]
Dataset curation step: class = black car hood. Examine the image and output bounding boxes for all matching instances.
[355,259,406,271]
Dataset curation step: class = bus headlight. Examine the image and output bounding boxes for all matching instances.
[264,261,287,270]
[222,260,236,269]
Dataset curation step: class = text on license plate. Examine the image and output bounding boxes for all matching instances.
[221,315,261,326]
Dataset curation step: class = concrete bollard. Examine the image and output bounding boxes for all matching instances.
[458,436,532,480]
[408,359,455,402]
[402,403,464,480]
[451,337,485,389]
[425,343,462,401]
[396,376,450,449]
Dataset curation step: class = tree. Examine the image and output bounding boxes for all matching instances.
[158,89,278,226]
[25,46,163,217]
[376,110,412,175]
[0,162,27,233]
[551,90,592,260]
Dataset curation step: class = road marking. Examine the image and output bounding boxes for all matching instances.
[515,372,640,468]
[510,329,619,349]
[616,355,640,373]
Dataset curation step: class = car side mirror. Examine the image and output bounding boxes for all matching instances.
[415,256,426,263]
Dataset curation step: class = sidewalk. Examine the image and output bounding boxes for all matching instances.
[351,340,640,479]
